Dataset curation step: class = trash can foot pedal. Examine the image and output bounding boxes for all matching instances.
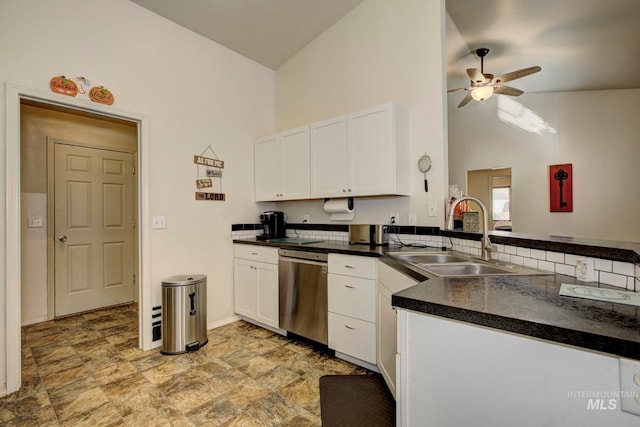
[186,342,200,352]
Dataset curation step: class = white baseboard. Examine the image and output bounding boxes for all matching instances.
[21,315,49,327]
[237,316,287,336]
[207,315,241,330]
[335,351,380,372]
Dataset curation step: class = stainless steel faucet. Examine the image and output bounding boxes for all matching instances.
[446,196,493,261]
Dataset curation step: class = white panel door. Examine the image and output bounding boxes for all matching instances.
[54,143,135,316]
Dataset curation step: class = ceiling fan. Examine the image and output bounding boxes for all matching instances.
[448,48,541,108]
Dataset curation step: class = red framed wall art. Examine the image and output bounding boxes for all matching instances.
[549,164,572,212]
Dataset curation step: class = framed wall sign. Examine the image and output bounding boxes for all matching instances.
[549,163,572,212]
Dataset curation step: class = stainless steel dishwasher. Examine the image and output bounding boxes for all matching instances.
[278,248,328,345]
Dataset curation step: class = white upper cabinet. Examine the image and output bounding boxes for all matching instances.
[310,102,409,199]
[254,126,310,201]
[310,115,349,198]
[256,101,408,201]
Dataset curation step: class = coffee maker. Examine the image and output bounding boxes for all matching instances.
[257,211,286,240]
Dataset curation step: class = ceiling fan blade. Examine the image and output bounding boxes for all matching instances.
[493,66,541,84]
[447,87,468,93]
[494,85,524,96]
[466,68,486,84]
[457,93,473,108]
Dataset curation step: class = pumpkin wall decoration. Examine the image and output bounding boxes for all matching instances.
[89,86,115,105]
[49,75,116,105]
[49,76,78,97]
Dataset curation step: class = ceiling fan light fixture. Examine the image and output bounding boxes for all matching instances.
[471,86,494,102]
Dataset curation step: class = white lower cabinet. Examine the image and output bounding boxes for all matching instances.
[233,245,279,328]
[328,254,377,366]
[377,262,417,398]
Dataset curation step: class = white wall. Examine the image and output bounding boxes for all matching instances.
[274,0,448,227]
[0,0,274,391]
[448,89,640,242]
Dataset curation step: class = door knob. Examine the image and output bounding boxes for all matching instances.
[58,235,67,242]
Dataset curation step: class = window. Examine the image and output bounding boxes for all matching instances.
[492,187,511,221]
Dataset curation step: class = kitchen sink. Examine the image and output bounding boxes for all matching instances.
[388,251,553,277]
[388,252,470,264]
[420,263,522,276]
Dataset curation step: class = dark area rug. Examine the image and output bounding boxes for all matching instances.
[319,374,395,427]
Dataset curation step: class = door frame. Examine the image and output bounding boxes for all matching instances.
[5,82,152,394]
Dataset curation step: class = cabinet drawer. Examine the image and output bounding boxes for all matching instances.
[234,244,278,264]
[328,254,376,279]
[328,312,376,364]
[328,274,376,322]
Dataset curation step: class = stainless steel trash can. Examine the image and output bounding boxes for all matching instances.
[161,274,208,355]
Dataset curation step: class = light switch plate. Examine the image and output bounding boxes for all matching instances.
[27,216,43,228]
[620,358,640,416]
[428,201,437,217]
[152,216,167,229]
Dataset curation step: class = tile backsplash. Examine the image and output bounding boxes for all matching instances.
[232,225,639,291]
[448,236,637,291]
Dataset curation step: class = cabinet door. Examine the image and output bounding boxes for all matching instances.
[349,103,396,196]
[254,134,281,201]
[255,261,279,328]
[378,283,397,398]
[233,259,258,318]
[280,126,310,200]
[377,262,417,399]
[310,115,349,198]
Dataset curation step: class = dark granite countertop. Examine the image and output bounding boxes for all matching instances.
[233,238,640,360]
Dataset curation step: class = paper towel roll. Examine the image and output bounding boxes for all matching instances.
[323,198,354,221]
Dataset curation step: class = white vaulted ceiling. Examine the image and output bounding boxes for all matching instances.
[130,0,640,94]
[130,0,365,70]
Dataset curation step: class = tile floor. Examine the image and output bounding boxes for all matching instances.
[2,304,368,426]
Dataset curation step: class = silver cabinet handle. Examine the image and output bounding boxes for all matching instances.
[58,235,67,242]
[344,265,354,269]
[251,252,258,255]
[344,325,355,330]
[344,284,355,289]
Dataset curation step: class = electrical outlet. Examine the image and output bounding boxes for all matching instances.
[620,358,640,416]
[389,213,399,225]
[303,214,310,223]
[575,257,595,282]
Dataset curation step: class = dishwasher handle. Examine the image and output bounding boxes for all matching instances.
[279,255,327,267]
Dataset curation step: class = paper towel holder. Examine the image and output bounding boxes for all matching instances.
[323,197,354,210]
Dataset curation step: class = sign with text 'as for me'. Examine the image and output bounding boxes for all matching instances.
[194,154,225,201]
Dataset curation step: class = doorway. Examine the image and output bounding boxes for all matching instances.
[6,83,153,395]
[466,167,512,231]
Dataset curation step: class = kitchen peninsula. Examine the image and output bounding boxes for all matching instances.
[233,223,640,426]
